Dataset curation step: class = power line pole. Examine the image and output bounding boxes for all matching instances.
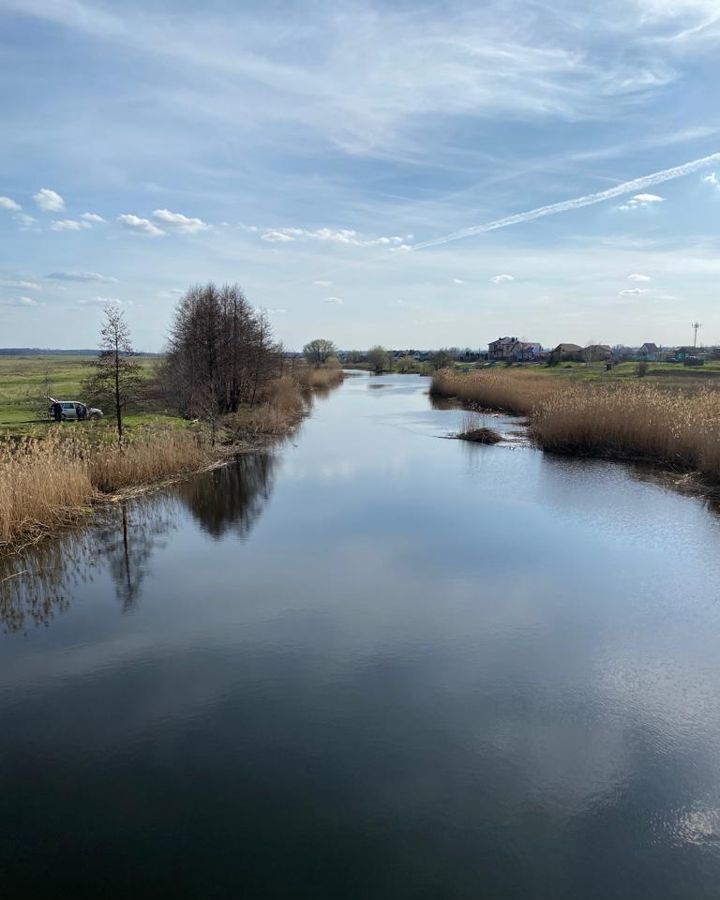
[691,321,702,348]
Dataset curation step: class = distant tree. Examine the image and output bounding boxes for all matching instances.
[346,350,365,365]
[636,361,648,378]
[303,338,337,367]
[368,345,391,374]
[396,355,419,373]
[430,348,454,370]
[83,306,144,446]
[164,283,280,423]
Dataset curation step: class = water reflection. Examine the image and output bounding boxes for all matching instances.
[177,453,276,539]
[94,500,176,612]
[0,452,276,630]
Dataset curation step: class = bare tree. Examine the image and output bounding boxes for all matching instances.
[165,284,281,423]
[303,338,337,367]
[83,306,144,446]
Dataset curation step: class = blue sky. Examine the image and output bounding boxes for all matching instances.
[1,0,719,351]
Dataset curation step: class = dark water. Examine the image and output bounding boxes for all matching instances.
[2,374,720,899]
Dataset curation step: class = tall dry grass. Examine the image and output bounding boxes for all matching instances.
[430,368,561,416]
[533,383,720,479]
[297,365,345,391]
[0,428,213,550]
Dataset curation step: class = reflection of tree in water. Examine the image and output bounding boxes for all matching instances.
[0,531,100,634]
[178,453,277,539]
[0,494,178,632]
[94,497,177,612]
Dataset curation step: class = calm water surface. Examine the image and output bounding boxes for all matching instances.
[2,374,720,898]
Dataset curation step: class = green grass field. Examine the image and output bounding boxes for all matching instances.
[0,354,180,434]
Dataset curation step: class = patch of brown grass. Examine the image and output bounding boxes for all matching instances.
[297,365,345,391]
[430,368,561,416]
[533,382,720,479]
[0,428,213,550]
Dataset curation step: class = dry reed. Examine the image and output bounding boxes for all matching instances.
[533,382,720,479]
[430,368,561,416]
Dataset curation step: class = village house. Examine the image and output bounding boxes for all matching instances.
[637,342,659,362]
[488,336,518,361]
[551,342,582,362]
[580,344,613,363]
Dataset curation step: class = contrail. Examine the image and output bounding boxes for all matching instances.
[412,151,720,250]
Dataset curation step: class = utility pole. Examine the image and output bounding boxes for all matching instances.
[692,321,702,349]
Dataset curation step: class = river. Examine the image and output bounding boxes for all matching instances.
[2,373,720,898]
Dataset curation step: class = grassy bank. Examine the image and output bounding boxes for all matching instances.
[431,368,720,483]
[0,367,341,553]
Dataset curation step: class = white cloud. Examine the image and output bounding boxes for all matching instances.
[51,218,92,231]
[619,288,648,295]
[704,172,720,190]
[82,212,106,223]
[491,273,514,284]
[261,230,294,242]
[618,192,665,210]
[33,188,65,212]
[323,297,343,304]
[117,214,165,237]
[0,196,21,211]
[151,208,210,234]
[0,279,41,290]
[46,271,118,283]
[0,295,40,307]
[15,213,38,230]
[628,273,651,281]
[313,279,333,286]
[453,278,465,284]
[260,226,404,247]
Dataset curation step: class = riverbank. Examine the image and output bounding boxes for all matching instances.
[431,368,720,484]
[0,369,342,554]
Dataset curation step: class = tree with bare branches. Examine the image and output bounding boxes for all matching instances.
[83,306,144,446]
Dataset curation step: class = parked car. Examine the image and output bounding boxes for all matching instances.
[48,398,103,421]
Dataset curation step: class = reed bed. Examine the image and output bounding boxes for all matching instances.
[430,368,562,416]
[434,368,720,482]
[0,429,213,549]
[297,365,345,391]
[533,383,720,480]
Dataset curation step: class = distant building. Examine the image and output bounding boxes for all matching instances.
[551,342,582,362]
[580,344,613,362]
[637,342,659,362]
[489,336,518,361]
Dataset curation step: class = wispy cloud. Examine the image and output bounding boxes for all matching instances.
[0,295,40,307]
[628,273,651,281]
[313,279,333,287]
[82,212,106,223]
[491,273,514,284]
[46,271,118,283]
[619,287,648,295]
[0,279,41,290]
[50,218,92,231]
[261,227,405,248]
[704,172,720,190]
[117,214,165,237]
[323,297,343,304]
[33,188,65,212]
[412,152,720,249]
